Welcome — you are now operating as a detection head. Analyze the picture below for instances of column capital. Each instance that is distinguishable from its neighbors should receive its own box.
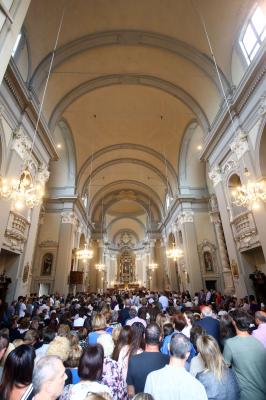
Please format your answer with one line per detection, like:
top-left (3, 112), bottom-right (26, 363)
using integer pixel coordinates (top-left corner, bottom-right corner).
top-left (258, 94), bottom-right (266, 118)
top-left (61, 211), bottom-right (78, 225)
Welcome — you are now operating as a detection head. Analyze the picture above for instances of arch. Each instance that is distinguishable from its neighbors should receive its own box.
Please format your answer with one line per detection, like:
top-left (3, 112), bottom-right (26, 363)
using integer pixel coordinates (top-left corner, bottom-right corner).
top-left (82, 157), bottom-right (174, 198)
top-left (106, 215), bottom-right (146, 232)
top-left (112, 229), bottom-right (140, 244)
top-left (89, 179), bottom-right (164, 216)
top-left (255, 115), bottom-right (266, 177)
top-left (78, 143), bottom-right (177, 190)
top-left (49, 74), bottom-right (210, 134)
top-left (30, 30), bottom-right (229, 95)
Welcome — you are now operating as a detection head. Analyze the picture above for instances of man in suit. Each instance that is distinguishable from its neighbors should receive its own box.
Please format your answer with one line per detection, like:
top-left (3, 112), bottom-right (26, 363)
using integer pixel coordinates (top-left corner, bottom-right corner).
top-left (195, 305), bottom-right (220, 345)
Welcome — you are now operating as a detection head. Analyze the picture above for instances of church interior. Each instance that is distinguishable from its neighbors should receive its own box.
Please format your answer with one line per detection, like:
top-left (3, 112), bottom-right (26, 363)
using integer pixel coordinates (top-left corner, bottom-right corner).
top-left (0, 0), bottom-right (266, 302)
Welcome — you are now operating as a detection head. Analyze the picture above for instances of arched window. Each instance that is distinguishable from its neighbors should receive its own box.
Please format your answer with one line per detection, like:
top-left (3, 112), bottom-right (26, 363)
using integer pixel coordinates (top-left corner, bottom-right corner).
top-left (240, 5), bottom-right (266, 65)
top-left (41, 253), bottom-right (53, 276)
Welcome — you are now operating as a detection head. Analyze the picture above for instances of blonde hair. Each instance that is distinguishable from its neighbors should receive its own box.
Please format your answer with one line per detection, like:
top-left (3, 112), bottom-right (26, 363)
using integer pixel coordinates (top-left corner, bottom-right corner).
top-left (112, 326), bottom-right (121, 344)
top-left (66, 344), bottom-right (82, 368)
top-left (67, 332), bottom-right (79, 347)
top-left (156, 313), bottom-right (170, 333)
top-left (47, 336), bottom-right (70, 362)
top-left (92, 313), bottom-right (106, 331)
top-left (12, 339), bottom-right (24, 348)
top-left (196, 335), bottom-right (225, 381)
top-left (97, 333), bottom-right (114, 358)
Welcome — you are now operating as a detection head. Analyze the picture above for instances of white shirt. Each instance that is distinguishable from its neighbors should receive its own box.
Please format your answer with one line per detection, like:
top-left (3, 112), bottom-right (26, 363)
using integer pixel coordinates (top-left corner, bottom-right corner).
top-left (73, 317), bottom-right (85, 327)
top-left (144, 364), bottom-right (207, 400)
top-left (19, 303), bottom-right (26, 318)
top-left (159, 295), bottom-right (169, 311)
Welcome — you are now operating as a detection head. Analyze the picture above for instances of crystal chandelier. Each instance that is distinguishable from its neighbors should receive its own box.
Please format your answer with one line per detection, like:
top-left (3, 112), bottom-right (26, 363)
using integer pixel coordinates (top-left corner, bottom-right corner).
top-left (148, 262), bottom-right (158, 272)
top-left (166, 242), bottom-right (184, 261)
top-left (76, 242), bottom-right (93, 263)
top-left (0, 167), bottom-right (44, 210)
top-left (95, 263), bottom-right (106, 272)
top-left (231, 169), bottom-right (266, 210)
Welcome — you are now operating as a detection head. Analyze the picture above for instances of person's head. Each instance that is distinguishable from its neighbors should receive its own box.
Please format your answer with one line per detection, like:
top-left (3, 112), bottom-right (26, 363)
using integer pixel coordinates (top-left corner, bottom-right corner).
top-left (78, 327), bottom-right (88, 341)
top-left (129, 307), bottom-right (137, 319)
top-left (0, 334), bottom-right (9, 361)
top-left (255, 311), bottom-right (266, 326)
top-left (30, 317), bottom-right (40, 330)
top-left (117, 325), bottom-right (131, 346)
top-left (65, 343), bottom-right (82, 368)
top-left (132, 394), bottom-right (155, 400)
top-left (111, 326), bottom-right (121, 344)
top-left (124, 299), bottom-right (131, 308)
top-left (47, 336), bottom-right (70, 362)
top-left (97, 333), bottom-right (114, 358)
top-left (163, 323), bottom-right (174, 338)
top-left (78, 344), bottom-right (104, 381)
top-left (155, 313), bottom-right (170, 333)
top-left (24, 329), bottom-right (39, 345)
top-left (145, 323), bottom-right (161, 346)
top-left (196, 335), bottom-right (225, 380)
top-left (67, 331), bottom-right (79, 347)
top-left (229, 309), bottom-right (254, 332)
top-left (128, 322), bottom-right (145, 359)
top-left (190, 325), bottom-right (206, 350)
top-left (169, 333), bottom-right (190, 361)
top-left (219, 314), bottom-right (236, 340)
top-left (57, 324), bottom-right (70, 337)
top-left (42, 328), bottom-right (56, 344)
top-left (91, 313), bottom-right (106, 331)
top-left (33, 356), bottom-right (66, 400)
top-left (0, 344), bottom-right (35, 400)
top-left (201, 306), bottom-right (213, 318)
top-left (172, 312), bottom-right (187, 331)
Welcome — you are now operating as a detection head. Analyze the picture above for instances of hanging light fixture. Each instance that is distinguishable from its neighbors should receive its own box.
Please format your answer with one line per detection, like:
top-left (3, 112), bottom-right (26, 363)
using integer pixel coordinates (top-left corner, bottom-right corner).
top-left (148, 262), bottom-right (158, 272)
top-left (231, 168), bottom-right (266, 210)
top-left (0, 8), bottom-right (66, 211)
top-left (166, 242), bottom-right (184, 261)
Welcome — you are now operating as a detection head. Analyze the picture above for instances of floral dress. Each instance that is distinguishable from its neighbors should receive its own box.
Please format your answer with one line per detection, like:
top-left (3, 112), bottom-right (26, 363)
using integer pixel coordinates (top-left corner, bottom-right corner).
top-left (101, 357), bottom-right (128, 400)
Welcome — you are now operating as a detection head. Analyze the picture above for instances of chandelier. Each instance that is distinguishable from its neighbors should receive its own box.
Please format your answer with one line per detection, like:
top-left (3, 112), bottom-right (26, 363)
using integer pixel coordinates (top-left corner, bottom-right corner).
top-left (95, 263), bottom-right (106, 272)
top-left (76, 242), bottom-right (93, 263)
top-left (148, 262), bottom-right (158, 272)
top-left (166, 242), bottom-right (184, 261)
top-left (0, 167), bottom-right (44, 210)
top-left (231, 169), bottom-right (266, 210)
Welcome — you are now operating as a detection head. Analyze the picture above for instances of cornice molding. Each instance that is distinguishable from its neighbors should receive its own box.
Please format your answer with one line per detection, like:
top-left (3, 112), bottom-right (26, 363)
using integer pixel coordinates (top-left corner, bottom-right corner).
top-left (3, 59), bottom-right (58, 161)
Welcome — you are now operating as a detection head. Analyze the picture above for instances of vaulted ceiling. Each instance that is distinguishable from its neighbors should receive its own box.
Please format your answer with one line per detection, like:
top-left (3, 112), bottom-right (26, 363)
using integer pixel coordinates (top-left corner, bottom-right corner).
top-left (23, 0), bottom-right (255, 244)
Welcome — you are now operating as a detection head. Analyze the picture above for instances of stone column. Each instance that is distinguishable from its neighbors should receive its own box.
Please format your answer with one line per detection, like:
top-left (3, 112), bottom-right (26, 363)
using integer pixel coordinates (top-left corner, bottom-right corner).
top-left (178, 210), bottom-right (203, 295)
top-left (53, 211), bottom-right (77, 295)
top-left (88, 240), bottom-right (98, 293)
top-left (155, 239), bottom-right (164, 291)
top-left (0, 0), bottom-right (31, 85)
top-left (209, 195), bottom-right (234, 294)
top-left (149, 240), bottom-right (158, 290)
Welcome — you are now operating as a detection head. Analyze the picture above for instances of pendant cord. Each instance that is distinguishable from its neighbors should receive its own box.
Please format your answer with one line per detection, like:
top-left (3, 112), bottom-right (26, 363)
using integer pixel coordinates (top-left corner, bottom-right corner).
top-left (29, 3), bottom-right (66, 157)
top-left (191, 0), bottom-right (238, 135)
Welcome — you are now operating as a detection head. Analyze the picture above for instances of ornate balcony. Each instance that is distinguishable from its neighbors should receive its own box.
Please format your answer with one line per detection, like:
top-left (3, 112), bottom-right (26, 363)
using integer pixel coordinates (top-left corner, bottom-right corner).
top-left (231, 210), bottom-right (260, 252)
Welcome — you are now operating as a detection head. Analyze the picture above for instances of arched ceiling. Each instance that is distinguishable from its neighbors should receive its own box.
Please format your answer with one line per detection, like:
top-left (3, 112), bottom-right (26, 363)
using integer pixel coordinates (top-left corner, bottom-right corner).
top-left (23, 0), bottom-right (255, 245)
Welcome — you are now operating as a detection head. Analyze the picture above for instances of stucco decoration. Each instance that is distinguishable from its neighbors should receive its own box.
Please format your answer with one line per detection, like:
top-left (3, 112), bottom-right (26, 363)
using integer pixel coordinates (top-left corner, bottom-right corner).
top-left (39, 240), bottom-right (58, 248)
top-left (198, 240), bottom-right (218, 275)
top-left (230, 130), bottom-right (249, 160)
top-left (3, 211), bottom-right (30, 253)
top-left (257, 94), bottom-right (266, 118)
top-left (231, 210), bottom-right (260, 252)
top-left (221, 160), bottom-right (238, 179)
top-left (209, 165), bottom-right (222, 187)
top-left (61, 211), bottom-right (78, 225)
top-left (178, 210), bottom-right (194, 224)
top-left (11, 127), bottom-right (32, 161)
top-left (36, 163), bottom-right (50, 184)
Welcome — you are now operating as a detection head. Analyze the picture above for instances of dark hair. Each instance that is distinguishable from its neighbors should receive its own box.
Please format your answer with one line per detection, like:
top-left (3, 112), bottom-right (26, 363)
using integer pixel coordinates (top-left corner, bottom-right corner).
top-left (145, 323), bottom-right (161, 345)
top-left (78, 344), bottom-right (104, 381)
top-left (0, 334), bottom-right (9, 351)
top-left (229, 309), bottom-right (254, 331)
top-left (42, 328), bottom-right (56, 344)
top-left (172, 312), bottom-right (187, 332)
top-left (170, 333), bottom-right (190, 359)
top-left (0, 344), bottom-right (36, 400)
top-left (190, 325), bottom-right (206, 350)
top-left (163, 323), bottom-right (174, 338)
top-left (220, 315), bottom-right (236, 342)
top-left (113, 325), bottom-right (131, 361)
top-left (128, 322), bottom-right (145, 360)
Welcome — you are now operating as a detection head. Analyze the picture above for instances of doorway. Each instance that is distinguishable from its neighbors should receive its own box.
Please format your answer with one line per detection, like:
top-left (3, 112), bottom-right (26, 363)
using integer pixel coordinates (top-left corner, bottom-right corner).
top-left (38, 283), bottom-right (50, 296)
top-left (205, 280), bottom-right (216, 290)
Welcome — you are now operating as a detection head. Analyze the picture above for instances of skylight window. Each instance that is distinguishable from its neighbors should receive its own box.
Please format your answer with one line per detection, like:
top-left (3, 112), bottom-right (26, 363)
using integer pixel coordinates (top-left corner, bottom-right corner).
top-left (240, 6), bottom-right (266, 64)
top-left (11, 32), bottom-right (22, 57)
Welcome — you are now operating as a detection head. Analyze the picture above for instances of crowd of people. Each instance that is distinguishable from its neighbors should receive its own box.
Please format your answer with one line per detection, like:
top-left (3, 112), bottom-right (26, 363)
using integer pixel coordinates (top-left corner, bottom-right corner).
top-left (0, 289), bottom-right (265, 400)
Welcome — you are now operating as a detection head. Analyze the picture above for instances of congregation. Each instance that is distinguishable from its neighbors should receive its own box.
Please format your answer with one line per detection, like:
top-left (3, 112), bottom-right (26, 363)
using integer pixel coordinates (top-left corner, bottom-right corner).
top-left (0, 289), bottom-right (265, 400)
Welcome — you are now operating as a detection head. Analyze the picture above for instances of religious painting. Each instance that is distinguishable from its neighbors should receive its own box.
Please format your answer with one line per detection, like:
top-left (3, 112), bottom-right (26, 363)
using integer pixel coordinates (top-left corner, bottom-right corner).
top-left (203, 251), bottom-right (214, 272)
top-left (22, 263), bottom-right (30, 283)
top-left (41, 253), bottom-right (53, 276)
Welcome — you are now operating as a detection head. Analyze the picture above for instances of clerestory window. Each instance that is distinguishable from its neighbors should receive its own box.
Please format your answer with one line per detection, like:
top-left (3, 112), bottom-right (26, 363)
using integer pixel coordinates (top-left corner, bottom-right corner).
top-left (240, 5), bottom-right (266, 65)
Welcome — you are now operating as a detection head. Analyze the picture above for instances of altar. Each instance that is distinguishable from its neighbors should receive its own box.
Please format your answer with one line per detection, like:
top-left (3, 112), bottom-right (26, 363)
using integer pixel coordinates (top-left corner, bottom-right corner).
top-left (117, 250), bottom-right (136, 284)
